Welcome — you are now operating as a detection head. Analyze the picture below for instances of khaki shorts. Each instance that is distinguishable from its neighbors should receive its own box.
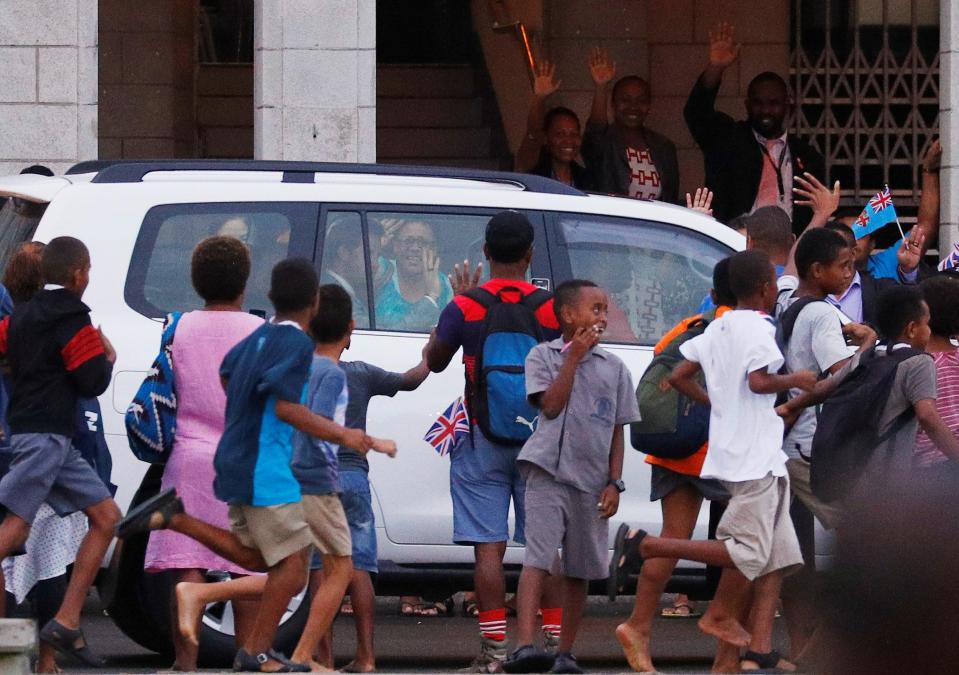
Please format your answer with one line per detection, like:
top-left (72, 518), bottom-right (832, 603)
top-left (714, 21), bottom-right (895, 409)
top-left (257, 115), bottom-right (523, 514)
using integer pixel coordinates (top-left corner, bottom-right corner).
top-left (786, 458), bottom-right (843, 530)
top-left (229, 501), bottom-right (314, 568)
top-left (302, 494), bottom-right (352, 558)
top-left (717, 474), bottom-right (804, 581)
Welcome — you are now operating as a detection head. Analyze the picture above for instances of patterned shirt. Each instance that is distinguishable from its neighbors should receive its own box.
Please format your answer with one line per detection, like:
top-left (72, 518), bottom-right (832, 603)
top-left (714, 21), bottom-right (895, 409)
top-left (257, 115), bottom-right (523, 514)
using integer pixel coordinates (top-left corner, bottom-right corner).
top-left (914, 350), bottom-right (959, 468)
top-left (626, 147), bottom-right (662, 200)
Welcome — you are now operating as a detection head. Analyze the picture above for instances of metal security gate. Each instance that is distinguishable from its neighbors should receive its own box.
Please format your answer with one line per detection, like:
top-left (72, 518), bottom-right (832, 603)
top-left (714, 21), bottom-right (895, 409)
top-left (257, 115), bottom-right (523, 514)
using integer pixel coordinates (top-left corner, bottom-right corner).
top-left (790, 0), bottom-right (939, 215)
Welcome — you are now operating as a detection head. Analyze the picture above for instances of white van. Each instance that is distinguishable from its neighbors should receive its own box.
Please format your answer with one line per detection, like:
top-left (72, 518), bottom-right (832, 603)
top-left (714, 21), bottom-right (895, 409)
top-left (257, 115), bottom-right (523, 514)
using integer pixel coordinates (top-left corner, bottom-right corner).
top-left (0, 161), bottom-right (742, 662)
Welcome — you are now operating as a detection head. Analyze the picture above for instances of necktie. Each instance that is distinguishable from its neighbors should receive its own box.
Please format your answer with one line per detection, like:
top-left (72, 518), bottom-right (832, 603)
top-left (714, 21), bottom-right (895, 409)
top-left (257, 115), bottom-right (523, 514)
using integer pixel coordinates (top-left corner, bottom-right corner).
top-left (755, 138), bottom-right (783, 209)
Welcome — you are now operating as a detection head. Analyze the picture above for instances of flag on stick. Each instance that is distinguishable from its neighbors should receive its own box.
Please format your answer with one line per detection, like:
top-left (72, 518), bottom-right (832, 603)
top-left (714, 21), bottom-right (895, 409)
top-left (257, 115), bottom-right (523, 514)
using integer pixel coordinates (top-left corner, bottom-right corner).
top-left (851, 186), bottom-right (905, 240)
top-left (424, 397), bottom-right (469, 456)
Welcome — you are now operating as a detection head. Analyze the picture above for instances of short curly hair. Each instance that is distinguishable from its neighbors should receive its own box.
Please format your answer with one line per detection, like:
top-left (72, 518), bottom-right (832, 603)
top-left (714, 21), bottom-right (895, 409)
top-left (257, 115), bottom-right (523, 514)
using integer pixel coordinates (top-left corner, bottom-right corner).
top-left (191, 236), bottom-right (251, 304)
top-left (921, 274), bottom-right (959, 338)
top-left (3, 241), bottom-right (45, 305)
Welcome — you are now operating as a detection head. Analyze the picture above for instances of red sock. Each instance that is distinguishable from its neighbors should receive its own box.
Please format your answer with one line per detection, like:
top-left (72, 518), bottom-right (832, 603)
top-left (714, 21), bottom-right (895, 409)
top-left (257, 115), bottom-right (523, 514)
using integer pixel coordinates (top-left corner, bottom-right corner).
top-left (541, 607), bottom-right (562, 639)
top-left (478, 608), bottom-right (506, 641)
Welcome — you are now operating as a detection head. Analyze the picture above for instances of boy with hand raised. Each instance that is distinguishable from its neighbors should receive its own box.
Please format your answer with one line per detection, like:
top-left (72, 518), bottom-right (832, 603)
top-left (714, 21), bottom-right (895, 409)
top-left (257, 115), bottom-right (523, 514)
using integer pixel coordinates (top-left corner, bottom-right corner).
top-left (503, 280), bottom-right (640, 674)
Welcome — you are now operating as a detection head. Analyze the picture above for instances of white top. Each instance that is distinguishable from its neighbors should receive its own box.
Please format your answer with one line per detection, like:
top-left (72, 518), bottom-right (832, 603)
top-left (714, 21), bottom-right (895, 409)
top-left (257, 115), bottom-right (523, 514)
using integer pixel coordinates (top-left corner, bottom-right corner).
top-left (626, 147), bottom-right (662, 200)
top-left (679, 310), bottom-right (788, 482)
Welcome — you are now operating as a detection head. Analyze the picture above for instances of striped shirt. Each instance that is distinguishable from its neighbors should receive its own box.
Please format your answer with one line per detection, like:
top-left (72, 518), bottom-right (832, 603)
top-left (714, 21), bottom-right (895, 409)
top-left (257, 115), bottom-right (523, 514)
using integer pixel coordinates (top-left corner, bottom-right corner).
top-left (914, 350), bottom-right (959, 467)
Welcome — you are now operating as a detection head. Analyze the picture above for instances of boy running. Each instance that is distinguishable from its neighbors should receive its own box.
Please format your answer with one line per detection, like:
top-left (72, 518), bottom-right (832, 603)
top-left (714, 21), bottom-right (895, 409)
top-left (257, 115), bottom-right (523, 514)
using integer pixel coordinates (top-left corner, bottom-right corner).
top-left (0, 236), bottom-right (121, 667)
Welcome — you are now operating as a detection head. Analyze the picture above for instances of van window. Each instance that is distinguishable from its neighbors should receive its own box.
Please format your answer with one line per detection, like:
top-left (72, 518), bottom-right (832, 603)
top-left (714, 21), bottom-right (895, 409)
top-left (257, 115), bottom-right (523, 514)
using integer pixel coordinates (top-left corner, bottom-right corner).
top-left (366, 211), bottom-right (490, 332)
top-left (557, 216), bottom-right (731, 346)
top-left (0, 198), bottom-right (46, 280)
top-left (126, 203), bottom-right (317, 319)
top-left (318, 211), bottom-right (370, 329)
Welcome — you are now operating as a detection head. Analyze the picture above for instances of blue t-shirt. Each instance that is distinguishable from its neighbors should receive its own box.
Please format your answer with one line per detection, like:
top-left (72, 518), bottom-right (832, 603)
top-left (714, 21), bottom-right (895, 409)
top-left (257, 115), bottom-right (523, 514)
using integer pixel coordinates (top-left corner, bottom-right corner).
top-left (867, 241), bottom-right (901, 280)
top-left (338, 360), bottom-right (406, 474)
top-left (214, 322), bottom-right (313, 506)
top-left (292, 356), bottom-right (348, 495)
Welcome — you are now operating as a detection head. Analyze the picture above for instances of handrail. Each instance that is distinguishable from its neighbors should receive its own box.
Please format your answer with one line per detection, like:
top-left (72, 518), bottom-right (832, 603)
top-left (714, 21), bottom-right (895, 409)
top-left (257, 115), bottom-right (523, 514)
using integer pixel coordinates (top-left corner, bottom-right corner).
top-left (488, 0), bottom-right (537, 86)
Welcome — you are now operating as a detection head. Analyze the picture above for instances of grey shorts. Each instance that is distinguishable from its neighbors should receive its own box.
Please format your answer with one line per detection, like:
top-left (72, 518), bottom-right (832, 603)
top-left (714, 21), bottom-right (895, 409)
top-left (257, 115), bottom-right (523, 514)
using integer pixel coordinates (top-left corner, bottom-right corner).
top-left (0, 433), bottom-right (111, 523)
top-left (785, 458), bottom-right (843, 530)
top-left (717, 473), bottom-right (804, 581)
top-left (521, 464), bottom-right (609, 581)
top-left (649, 465), bottom-right (730, 502)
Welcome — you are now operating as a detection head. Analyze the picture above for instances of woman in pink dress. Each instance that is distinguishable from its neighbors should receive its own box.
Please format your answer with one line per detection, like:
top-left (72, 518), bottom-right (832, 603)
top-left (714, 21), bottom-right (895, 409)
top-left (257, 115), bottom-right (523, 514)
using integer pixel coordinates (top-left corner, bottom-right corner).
top-left (144, 235), bottom-right (263, 671)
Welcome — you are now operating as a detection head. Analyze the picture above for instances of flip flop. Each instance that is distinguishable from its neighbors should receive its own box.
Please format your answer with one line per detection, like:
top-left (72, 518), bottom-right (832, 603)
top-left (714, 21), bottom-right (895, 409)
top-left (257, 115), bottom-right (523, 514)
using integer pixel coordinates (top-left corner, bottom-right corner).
top-left (741, 649), bottom-right (795, 674)
top-left (607, 524), bottom-right (647, 600)
top-left (339, 661), bottom-right (375, 673)
top-left (38, 619), bottom-right (106, 668)
top-left (661, 601), bottom-right (702, 618)
top-left (116, 487), bottom-right (183, 539)
top-left (399, 600), bottom-right (417, 616)
top-left (461, 596), bottom-right (479, 617)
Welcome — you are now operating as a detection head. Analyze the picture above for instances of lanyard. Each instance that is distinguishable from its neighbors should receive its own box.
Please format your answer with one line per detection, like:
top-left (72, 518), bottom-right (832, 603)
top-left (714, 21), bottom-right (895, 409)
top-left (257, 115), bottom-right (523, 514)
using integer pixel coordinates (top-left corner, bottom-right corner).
top-left (759, 140), bottom-right (788, 198)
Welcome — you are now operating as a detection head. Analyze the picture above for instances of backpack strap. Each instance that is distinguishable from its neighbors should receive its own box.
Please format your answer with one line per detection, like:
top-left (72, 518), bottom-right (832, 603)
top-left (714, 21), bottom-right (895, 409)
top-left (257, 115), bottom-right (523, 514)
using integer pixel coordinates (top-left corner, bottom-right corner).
top-left (777, 296), bottom-right (828, 349)
top-left (462, 287), bottom-right (498, 309)
top-left (518, 287), bottom-right (552, 312)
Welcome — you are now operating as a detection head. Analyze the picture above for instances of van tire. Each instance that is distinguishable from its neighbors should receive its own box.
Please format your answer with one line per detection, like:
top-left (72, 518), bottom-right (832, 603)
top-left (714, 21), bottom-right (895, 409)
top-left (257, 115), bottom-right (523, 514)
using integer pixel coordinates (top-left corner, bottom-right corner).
top-left (107, 466), bottom-right (309, 667)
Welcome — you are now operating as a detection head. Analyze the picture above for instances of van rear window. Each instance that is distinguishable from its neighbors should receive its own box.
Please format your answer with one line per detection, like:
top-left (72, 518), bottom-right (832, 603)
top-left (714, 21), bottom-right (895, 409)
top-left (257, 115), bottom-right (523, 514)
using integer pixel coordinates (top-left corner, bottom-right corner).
top-left (0, 198), bottom-right (46, 280)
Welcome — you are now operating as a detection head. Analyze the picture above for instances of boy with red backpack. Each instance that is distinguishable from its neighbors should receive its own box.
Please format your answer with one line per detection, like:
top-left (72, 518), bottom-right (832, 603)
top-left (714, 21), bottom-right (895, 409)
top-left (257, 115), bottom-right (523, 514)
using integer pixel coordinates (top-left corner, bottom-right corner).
top-left (425, 211), bottom-right (561, 672)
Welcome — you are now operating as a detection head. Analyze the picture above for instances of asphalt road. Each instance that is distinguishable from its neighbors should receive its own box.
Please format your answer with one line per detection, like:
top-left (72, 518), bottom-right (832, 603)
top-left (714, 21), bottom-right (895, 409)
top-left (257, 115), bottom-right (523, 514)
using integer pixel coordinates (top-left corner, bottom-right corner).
top-left (42, 595), bottom-right (790, 674)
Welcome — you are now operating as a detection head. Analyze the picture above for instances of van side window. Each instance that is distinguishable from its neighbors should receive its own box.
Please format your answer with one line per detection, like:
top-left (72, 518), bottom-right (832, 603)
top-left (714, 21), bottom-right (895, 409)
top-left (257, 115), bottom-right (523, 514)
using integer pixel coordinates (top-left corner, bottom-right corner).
top-left (558, 216), bottom-right (731, 346)
top-left (126, 203), bottom-right (316, 319)
top-left (367, 212), bottom-right (489, 332)
top-left (319, 212), bottom-right (371, 329)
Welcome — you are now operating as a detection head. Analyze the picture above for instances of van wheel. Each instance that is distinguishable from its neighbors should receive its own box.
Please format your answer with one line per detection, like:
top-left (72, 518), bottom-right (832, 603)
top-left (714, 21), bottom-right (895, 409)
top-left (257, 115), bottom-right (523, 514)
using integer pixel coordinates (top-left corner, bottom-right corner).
top-left (107, 466), bottom-right (309, 667)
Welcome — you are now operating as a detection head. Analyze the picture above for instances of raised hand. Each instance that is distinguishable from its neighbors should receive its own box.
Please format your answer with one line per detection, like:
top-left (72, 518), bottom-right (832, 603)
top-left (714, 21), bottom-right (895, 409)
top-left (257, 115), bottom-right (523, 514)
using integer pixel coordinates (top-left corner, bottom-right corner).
top-left (708, 22), bottom-right (741, 69)
top-left (448, 259), bottom-right (483, 295)
top-left (589, 47), bottom-right (616, 87)
top-left (533, 60), bottom-right (561, 98)
top-left (566, 325), bottom-right (601, 360)
top-left (922, 138), bottom-right (942, 174)
top-left (423, 248), bottom-right (442, 300)
top-left (793, 173), bottom-right (840, 222)
top-left (896, 227), bottom-right (926, 274)
top-left (685, 187), bottom-right (714, 216)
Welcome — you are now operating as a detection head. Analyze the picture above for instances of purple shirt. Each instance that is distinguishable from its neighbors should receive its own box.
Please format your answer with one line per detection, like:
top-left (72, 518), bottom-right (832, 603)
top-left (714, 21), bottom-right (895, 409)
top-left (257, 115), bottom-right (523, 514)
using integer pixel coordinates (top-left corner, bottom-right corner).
top-left (827, 271), bottom-right (863, 323)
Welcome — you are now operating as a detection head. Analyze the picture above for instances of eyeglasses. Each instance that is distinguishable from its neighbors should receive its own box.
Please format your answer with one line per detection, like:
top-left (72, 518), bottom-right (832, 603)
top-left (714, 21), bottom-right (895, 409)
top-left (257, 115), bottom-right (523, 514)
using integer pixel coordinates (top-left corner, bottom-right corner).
top-left (395, 236), bottom-right (435, 248)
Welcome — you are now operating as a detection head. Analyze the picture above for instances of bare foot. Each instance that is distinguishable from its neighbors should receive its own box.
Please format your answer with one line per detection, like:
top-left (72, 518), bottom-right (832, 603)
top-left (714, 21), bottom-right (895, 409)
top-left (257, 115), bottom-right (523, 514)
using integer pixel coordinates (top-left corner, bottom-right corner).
top-left (615, 623), bottom-right (655, 673)
top-left (698, 614), bottom-right (751, 648)
top-left (175, 581), bottom-right (206, 646)
top-left (307, 659), bottom-right (334, 672)
top-left (340, 659), bottom-right (376, 672)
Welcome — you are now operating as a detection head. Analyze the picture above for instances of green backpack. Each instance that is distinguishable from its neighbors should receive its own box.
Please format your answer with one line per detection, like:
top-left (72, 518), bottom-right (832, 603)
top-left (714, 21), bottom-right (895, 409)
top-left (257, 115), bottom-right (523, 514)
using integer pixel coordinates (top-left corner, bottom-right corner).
top-left (630, 310), bottom-right (715, 460)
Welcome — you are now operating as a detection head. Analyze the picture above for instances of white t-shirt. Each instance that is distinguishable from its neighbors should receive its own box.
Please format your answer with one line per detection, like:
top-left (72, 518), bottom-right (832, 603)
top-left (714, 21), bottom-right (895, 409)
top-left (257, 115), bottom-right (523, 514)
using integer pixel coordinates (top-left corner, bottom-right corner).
top-left (775, 277), bottom-right (856, 460)
top-left (679, 310), bottom-right (788, 482)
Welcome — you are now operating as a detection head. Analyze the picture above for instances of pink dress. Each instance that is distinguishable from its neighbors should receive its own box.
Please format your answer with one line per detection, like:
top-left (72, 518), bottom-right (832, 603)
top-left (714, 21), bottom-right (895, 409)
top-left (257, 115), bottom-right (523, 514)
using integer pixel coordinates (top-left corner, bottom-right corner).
top-left (144, 310), bottom-right (263, 574)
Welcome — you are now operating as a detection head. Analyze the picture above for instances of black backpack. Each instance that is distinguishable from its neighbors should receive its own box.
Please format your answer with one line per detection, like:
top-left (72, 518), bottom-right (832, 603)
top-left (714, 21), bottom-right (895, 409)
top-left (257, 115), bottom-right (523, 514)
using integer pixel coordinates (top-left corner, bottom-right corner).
top-left (463, 286), bottom-right (552, 446)
top-left (809, 346), bottom-right (928, 503)
top-left (774, 293), bottom-right (830, 405)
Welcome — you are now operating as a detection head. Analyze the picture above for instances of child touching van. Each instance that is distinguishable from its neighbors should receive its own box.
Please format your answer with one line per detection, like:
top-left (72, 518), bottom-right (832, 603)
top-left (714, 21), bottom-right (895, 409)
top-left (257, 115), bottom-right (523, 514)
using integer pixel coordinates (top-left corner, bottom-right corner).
top-left (613, 250), bottom-right (814, 667)
top-left (503, 280), bottom-right (640, 674)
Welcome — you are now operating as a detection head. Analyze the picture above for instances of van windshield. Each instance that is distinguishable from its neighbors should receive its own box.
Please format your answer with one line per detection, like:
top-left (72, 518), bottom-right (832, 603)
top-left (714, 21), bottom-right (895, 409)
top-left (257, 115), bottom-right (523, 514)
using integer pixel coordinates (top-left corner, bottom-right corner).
top-left (0, 198), bottom-right (45, 280)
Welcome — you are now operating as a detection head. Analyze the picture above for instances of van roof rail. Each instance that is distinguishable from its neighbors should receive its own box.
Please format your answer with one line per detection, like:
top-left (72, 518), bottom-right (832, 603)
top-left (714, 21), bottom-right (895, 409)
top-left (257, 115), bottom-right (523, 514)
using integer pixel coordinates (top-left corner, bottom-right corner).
top-left (67, 160), bottom-right (585, 196)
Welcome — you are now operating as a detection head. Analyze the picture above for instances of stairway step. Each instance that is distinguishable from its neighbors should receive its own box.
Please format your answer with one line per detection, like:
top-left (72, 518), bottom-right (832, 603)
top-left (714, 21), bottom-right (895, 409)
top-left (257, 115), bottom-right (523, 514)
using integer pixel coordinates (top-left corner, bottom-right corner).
top-left (377, 127), bottom-right (493, 159)
top-left (377, 97), bottom-right (484, 128)
top-left (377, 65), bottom-right (475, 98)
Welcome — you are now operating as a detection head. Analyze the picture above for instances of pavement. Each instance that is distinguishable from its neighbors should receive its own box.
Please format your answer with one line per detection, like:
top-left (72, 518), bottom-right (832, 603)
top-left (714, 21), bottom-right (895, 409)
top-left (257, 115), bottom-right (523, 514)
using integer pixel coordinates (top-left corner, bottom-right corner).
top-left (42, 595), bottom-right (790, 674)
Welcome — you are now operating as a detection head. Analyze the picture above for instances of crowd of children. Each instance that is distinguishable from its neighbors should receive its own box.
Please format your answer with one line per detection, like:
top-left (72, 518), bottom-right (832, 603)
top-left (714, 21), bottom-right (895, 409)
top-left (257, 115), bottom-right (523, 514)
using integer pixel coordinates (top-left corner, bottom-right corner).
top-left (0, 196), bottom-right (954, 674)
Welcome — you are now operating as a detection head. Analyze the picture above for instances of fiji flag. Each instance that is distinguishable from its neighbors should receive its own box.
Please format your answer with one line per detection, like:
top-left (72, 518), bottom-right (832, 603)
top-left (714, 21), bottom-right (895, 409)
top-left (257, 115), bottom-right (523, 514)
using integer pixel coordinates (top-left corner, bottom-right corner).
top-left (424, 397), bottom-right (470, 456)
top-left (851, 186), bottom-right (898, 240)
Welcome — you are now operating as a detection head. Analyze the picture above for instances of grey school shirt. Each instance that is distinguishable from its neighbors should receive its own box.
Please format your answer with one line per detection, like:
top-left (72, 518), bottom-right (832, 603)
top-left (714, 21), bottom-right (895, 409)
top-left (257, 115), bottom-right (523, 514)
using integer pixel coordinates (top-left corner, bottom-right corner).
top-left (519, 338), bottom-right (641, 495)
top-left (337, 360), bottom-right (405, 473)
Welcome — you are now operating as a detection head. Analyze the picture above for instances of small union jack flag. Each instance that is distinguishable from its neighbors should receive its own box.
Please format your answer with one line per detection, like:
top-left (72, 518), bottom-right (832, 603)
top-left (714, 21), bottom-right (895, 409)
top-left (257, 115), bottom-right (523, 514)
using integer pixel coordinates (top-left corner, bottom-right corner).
top-left (869, 187), bottom-right (893, 212)
top-left (424, 397), bottom-right (470, 456)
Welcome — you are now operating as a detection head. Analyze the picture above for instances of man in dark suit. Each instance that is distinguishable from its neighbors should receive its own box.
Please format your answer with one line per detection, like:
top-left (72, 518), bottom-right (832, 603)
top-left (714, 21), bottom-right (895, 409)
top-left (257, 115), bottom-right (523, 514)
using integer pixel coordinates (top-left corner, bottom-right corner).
top-left (684, 22), bottom-right (825, 235)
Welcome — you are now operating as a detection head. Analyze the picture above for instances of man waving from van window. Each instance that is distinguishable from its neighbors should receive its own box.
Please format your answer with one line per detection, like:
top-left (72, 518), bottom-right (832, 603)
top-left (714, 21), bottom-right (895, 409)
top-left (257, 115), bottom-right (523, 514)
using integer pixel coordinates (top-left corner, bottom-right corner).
top-left (425, 211), bottom-right (561, 673)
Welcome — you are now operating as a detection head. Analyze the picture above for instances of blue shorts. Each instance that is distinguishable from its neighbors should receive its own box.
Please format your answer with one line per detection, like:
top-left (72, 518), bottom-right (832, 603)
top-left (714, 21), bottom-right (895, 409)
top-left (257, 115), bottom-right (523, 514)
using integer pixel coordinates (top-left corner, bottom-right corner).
top-left (449, 426), bottom-right (525, 545)
top-left (310, 471), bottom-right (378, 573)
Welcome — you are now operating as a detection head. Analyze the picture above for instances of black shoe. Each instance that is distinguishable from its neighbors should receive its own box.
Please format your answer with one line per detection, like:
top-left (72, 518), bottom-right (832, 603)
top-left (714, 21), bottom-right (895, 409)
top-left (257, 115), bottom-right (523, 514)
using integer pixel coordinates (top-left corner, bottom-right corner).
top-left (502, 645), bottom-right (555, 673)
top-left (607, 524), bottom-right (648, 600)
top-left (549, 652), bottom-right (583, 674)
top-left (38, 619), bottom-right (106, 668)
top-left (116, 487), bottom-right (183, 539)
top-left (232, 648), bottom-right (310, 672)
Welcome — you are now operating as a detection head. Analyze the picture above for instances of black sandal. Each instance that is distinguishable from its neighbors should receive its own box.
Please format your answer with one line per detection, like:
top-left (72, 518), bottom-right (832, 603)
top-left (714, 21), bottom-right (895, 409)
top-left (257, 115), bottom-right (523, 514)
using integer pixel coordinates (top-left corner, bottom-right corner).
top-left (232, 648), bottom-right (310, 672)
top-left (607, 524), bottom-right (647, 600)
top-left (39, 619), bottom-right (106, 668)
top-left (741, 649), bottom-right (793, 673)
top-left (116, 487), bottom-right (183, 539)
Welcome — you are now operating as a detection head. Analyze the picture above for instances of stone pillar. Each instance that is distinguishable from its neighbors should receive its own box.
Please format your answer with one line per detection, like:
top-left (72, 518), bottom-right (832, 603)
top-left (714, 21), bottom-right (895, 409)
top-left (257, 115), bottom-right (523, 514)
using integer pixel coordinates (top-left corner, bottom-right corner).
top-left (254, 0), bottom-right (376, 162)
top-left (0, 0), bottom-right (97, 175)
top-left (941, 0), bottom-right (959, 255)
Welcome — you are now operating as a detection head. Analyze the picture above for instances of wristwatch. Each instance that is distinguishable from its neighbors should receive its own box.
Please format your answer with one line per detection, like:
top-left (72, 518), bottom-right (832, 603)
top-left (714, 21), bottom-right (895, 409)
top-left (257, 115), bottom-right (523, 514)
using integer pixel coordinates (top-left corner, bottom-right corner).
top-left (608, 479), bottom-right (626, 493)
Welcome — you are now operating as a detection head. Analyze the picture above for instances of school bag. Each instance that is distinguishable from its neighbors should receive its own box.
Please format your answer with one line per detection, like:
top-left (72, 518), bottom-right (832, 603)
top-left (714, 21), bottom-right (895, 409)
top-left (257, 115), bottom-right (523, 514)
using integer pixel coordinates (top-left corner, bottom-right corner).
top-left (629, 310), bottom-right (715, 459)
top-left (809, 346), bottom-right (927, 503)
top-left (125, 312), bottom-right (182, 464)
top-left (463, 285), bottom-right (551, 446)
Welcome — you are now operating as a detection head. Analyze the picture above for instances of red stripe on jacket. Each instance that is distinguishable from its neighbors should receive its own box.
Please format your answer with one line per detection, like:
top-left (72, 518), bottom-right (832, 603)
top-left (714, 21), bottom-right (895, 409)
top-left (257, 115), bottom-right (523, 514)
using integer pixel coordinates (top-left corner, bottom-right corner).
top-left (0, 317), bottom-right (8, 355)
top-left (61, 325), bottom-right (105, 371)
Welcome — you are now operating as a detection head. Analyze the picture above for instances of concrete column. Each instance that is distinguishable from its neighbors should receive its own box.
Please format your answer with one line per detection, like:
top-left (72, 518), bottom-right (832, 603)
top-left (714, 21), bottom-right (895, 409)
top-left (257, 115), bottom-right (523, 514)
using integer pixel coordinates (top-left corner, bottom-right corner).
top-left (254, 0), bottom-right (375, 162)
top-left (941, 0), bottom-right (959, 255)
top-left (0, 0), bottom-right (97, 175)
